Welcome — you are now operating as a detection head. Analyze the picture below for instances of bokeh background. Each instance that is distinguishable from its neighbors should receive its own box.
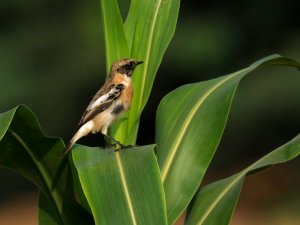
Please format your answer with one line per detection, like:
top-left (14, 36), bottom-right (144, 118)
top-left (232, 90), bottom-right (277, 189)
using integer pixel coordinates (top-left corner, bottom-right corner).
top-left (1, 0), bottom-right (300, 224)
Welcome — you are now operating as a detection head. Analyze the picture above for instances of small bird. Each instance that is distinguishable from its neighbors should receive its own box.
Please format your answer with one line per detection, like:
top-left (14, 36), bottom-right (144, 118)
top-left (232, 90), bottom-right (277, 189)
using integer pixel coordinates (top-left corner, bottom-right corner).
top-left (64, 58), bottom-right (143, 154)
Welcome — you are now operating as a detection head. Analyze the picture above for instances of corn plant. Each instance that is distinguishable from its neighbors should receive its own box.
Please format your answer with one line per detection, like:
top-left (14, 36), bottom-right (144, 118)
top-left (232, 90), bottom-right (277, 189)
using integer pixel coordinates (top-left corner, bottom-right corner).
top-left (1, 0), bottom-right (300, 225)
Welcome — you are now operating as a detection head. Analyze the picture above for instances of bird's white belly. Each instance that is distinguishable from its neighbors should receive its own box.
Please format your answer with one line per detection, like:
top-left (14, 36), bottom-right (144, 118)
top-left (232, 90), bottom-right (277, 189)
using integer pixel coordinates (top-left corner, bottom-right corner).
top-left (92, 110), bottom-right (114, 133)
top-left (91, 101), bottom-right (125, 134)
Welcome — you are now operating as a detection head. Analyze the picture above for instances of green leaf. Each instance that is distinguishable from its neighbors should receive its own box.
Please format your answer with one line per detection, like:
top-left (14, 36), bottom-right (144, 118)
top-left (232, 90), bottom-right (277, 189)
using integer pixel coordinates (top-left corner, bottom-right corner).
top-left (155, 54), bottom-right (300, 224)
top-left (100, 0), bottom-right (130, 71)
top-left (72, 145), bottom-right (167, 225)
top-left (0, 105), bottom-right (92, 225)
top-left (186, 134), bottom-right (300, 225)
top-left (111, 0), bottom-right (181, 145)
top-left (99, 0), bottom-right (131, 145)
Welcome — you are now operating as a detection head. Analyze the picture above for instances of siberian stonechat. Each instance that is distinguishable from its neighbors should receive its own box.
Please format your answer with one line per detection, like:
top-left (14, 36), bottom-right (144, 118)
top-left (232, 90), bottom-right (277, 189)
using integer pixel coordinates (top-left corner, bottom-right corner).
top-left (64, 58), bottom-right (143, 154)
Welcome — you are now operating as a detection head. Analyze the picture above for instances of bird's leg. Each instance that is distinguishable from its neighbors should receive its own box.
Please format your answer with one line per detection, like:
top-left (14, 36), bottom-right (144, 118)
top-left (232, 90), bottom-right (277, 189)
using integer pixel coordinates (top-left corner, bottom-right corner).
top-left (102, 128), bottom-right (137, 150)
top-left (102, 127), bottom-right (120, 148)
top-left (103, 134), bottom-right (139, 151)
top-left (103, 134), bottom-right (125, 148)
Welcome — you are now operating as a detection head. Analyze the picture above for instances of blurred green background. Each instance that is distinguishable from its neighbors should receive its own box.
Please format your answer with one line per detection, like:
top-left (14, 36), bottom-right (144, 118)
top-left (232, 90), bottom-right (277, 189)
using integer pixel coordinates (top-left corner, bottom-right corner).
top-left (1, 0), bottom-right (300, 224)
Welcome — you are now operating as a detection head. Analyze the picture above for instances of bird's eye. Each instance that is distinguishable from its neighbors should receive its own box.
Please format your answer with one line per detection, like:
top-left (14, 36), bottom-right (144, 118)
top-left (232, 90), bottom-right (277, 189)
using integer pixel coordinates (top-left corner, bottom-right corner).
top-left (124, 61), bottom-right (134, 70)
top-left (126, 61), bottom-right (134, 69)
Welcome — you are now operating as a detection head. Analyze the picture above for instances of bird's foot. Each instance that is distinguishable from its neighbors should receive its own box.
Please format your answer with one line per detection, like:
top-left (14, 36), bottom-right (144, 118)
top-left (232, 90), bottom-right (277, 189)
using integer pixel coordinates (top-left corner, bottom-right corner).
top-left (111, 143), bottom-right (138, 152)
top-left (120, 144), bottom-right (137, 149)
top-left (113, 144), bottom-right (138, 152)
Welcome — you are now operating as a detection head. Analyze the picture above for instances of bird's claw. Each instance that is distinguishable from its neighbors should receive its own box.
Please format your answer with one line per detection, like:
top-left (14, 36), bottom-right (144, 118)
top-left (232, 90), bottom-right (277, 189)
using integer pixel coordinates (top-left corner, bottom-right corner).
top-left (106, 142), bottom-right (137, 152)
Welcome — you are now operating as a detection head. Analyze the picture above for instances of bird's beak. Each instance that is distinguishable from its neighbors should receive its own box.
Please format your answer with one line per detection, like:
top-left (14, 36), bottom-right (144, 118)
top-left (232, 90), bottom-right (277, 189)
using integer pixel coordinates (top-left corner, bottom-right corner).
top-left (136, 61), bottom-right (143, 65)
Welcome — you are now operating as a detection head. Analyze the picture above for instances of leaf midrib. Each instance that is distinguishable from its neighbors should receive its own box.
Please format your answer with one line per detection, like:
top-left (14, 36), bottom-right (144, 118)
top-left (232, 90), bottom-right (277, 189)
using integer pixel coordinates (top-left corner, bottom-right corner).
top-left (116, 153), bottom-right (137, 225)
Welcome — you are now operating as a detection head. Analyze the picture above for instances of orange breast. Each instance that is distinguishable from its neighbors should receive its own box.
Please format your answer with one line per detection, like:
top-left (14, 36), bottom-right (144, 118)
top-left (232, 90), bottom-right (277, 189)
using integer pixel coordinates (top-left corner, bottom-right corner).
top-left (119, 83), bottom-right (133, 111)
top-left (113, 73), bottom-right (134, 110)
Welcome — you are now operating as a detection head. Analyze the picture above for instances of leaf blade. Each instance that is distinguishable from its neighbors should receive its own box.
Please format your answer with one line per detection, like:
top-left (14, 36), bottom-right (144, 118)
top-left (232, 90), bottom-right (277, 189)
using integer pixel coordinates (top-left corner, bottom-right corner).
top-left (0, 105), bottom-right (91, 225)
top-left (100, 0), bottom-right (130, 71)
top-left (155, 55), bottom-right (300, 224)
top-left (72, 145), bottom-right (167, 225)
top-left (100, 0), bottom-right (131, 143)
top-left (114, 0), bottom-right (181, 144)
top-left (186, 134), bottom-right (300, 225)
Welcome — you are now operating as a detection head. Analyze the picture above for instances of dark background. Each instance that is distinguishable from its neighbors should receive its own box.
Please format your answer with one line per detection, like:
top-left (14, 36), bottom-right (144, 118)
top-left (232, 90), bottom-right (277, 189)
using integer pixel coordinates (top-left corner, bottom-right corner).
top-left (1, 0), bottom-right (300, 224)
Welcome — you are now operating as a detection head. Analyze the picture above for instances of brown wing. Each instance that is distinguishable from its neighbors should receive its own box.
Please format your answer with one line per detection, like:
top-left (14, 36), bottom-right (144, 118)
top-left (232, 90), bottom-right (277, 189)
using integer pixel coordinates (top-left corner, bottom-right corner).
top-left (77, 83), bottom-right (125, 128)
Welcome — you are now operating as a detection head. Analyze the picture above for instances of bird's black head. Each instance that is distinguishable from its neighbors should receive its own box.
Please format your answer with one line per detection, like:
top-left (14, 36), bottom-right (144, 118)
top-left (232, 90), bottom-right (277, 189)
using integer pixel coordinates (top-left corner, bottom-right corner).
top-left (113, 59), bottom-right (143, 77)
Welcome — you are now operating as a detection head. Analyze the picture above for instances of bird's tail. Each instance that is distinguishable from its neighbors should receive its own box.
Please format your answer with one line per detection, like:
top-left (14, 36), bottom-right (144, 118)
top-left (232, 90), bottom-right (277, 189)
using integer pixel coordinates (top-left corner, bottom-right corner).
top-left (63, 137), bottom-right (75, 157)
top-left (64, 126), bottom-right (88, 156)
top-left (63, 122), bottom-right (93, 157)
top-left (63, 129), bottom-right (82, 156)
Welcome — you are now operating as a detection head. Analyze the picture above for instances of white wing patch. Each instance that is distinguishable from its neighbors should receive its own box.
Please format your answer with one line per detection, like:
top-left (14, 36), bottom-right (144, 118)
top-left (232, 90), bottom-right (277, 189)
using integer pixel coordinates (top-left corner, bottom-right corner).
top-left (88, 88), bottom-right (116, 110)
top-left (88, 81), bottom-right (129, 111)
